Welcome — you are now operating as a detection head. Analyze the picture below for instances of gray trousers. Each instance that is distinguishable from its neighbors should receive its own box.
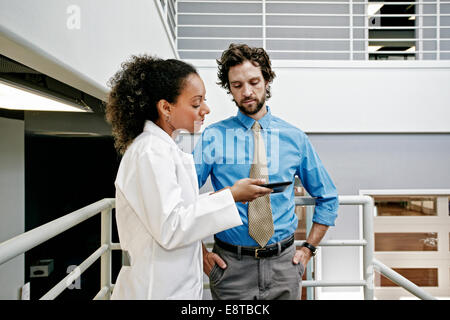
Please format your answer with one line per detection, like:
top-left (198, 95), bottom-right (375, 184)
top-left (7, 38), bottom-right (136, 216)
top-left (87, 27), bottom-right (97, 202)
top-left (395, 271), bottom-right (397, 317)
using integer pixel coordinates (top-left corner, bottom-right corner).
top-left (209, 242), bottom-right (305, 300)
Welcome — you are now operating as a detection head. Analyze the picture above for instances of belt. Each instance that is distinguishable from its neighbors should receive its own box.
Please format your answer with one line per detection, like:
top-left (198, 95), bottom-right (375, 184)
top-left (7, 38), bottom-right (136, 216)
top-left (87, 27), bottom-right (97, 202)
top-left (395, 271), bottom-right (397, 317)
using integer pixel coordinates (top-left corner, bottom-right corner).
top-left (214, 234), bottom-right (295, 259)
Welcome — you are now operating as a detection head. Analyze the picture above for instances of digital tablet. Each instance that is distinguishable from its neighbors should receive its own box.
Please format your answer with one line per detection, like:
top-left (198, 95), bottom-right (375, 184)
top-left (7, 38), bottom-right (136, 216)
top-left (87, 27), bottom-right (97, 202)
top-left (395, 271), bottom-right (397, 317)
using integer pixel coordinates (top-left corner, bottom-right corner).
top-left (260, 181), bottom-right (292, 193)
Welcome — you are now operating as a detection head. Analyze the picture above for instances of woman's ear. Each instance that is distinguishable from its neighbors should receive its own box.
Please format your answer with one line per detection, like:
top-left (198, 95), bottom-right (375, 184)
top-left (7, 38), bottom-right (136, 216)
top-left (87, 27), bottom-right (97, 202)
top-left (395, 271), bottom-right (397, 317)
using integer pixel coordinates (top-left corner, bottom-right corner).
top-left (156, 99), bottom-right (171, 118)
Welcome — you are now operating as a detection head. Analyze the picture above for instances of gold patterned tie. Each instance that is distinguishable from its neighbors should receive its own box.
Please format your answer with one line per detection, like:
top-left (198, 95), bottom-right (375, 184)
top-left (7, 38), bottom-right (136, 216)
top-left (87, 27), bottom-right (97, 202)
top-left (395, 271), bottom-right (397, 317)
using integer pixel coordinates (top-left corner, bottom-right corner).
top-left (248, 121), bottom-right (274, 248)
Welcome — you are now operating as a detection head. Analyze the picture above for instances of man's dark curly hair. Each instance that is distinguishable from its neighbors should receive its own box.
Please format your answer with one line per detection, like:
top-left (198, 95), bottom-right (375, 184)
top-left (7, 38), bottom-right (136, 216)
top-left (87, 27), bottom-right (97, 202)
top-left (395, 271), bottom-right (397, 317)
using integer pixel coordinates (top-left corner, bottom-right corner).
top-left (217, 43), bottom-right (276, 99)
top-left (105, 54), bottom-right (198, 155)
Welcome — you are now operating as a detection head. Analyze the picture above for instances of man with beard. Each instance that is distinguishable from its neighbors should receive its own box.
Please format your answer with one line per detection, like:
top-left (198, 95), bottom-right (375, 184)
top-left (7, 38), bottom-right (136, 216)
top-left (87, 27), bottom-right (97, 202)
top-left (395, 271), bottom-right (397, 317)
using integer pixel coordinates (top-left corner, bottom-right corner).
top-left (193, 43), bottom-right (339, 300)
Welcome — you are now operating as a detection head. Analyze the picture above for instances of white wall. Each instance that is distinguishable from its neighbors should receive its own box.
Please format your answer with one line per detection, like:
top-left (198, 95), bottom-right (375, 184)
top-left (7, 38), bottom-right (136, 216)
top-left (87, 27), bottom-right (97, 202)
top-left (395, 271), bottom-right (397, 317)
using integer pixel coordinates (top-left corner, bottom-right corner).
top-left (189, 60), bottom-right (450, 133)
top-left (0, 0), bottom-right (177, 100)
top-left (0, 117), bottom-right (25, 300)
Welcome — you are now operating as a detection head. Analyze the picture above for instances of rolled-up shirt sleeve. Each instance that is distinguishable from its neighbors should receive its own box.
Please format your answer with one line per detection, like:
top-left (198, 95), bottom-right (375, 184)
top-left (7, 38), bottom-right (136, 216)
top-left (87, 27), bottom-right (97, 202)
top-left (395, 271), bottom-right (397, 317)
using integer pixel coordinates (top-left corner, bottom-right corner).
top-left (296, 134), bottom-right (339, 226)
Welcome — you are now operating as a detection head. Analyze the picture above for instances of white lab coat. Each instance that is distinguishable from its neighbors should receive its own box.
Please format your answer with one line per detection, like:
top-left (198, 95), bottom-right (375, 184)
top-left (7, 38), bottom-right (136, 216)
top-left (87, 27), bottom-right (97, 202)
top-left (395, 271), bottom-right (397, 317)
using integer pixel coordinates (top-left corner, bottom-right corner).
top-left (111, 121), bottom-right (242, 300)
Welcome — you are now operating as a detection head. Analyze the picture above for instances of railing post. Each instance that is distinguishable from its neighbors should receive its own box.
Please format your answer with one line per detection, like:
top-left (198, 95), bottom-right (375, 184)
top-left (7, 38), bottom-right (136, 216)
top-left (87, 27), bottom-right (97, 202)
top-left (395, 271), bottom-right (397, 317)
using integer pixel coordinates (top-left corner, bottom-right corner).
top-left (305, 205), bottom-right (315, 300)
top-left (362, 196), bottom-right (375, 300)
top-left (101, 208), bottom-right (112, 299)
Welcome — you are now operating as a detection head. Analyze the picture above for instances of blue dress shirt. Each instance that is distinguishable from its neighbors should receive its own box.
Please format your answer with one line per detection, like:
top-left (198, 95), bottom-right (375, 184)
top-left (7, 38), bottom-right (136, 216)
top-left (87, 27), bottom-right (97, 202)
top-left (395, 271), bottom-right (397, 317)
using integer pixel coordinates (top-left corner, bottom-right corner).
top-left (193, 106), bottom-right (339, 246)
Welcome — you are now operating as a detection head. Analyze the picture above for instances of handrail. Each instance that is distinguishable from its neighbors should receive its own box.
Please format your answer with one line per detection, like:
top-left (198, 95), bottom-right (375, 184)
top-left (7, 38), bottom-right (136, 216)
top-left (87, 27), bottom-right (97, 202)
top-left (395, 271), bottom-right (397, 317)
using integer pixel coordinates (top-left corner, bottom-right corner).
top-left (0, 198), bottom-right (115, 300)
top-left (207, 195), bottom-right (376, 299)
top-left (205, 239), bottom-right (368, 249)
top-left (40, 244), bottom-right (109, 300)
top-left (292, 195), bottom-right (436, 300)
top-left (0, 198), bottom-right (115, 266)
top-left (204, 194), bottom-right (436, 300)
top-left (0, 195), bottom-right (437, 300)
top-left (372, 258), bottom-right (437, 300)
top-left (302, 280), bottom-right (367, 287)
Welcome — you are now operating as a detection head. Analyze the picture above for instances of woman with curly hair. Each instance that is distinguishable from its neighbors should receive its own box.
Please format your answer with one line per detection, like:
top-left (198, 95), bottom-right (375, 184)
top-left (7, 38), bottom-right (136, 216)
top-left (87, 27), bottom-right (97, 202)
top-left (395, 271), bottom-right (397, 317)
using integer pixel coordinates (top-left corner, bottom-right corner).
top-left (106, 55), bottom-right (271, 300)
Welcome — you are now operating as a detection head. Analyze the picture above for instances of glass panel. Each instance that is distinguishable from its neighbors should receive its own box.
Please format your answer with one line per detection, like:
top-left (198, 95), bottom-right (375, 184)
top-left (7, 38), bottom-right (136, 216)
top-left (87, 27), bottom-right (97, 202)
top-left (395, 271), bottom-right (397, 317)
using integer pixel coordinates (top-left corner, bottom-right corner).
top-left (375, 232), bottom-right (438, 251)
top-left (374, 196), bottom-right (437, 216)
top-left (375, 268), bottom-right (438, 287)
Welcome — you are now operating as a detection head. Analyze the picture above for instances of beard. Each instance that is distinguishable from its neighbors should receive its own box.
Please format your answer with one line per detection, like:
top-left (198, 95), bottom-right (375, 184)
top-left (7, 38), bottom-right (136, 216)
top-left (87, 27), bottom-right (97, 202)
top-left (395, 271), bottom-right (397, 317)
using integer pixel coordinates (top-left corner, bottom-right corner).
top-left (234, 94), bottom-right (266, 116)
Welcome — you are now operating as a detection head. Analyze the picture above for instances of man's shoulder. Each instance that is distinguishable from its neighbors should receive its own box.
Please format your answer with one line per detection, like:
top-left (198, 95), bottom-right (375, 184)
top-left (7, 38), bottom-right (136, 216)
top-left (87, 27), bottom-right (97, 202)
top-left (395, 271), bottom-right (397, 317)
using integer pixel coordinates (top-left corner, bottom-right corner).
top-left (270, 114), bottom-right (307, 136)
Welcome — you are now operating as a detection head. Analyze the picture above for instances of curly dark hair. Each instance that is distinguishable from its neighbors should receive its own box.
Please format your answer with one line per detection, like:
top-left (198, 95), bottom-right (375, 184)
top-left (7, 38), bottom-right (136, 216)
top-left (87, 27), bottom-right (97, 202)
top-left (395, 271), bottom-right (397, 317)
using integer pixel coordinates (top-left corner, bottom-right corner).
top-left (217, 43), bottom-right (276, 99)
top-left (105, 54), bottom-right (198, 154)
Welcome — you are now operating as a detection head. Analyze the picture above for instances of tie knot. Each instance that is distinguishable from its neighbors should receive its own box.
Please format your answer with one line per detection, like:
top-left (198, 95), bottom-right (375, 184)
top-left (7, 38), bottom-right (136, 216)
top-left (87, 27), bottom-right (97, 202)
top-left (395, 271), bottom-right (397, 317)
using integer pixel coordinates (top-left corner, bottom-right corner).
top-left (252, 121), bottom-right (261, 132)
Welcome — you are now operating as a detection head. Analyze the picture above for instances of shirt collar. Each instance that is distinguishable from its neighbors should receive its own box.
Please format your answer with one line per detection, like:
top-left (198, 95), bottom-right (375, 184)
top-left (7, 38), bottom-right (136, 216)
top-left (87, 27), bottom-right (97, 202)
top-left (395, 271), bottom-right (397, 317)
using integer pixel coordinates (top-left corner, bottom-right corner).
top-left (143, 120), bottom-right (178, 147)
top-left (236, 105), bottom-right (273, 130)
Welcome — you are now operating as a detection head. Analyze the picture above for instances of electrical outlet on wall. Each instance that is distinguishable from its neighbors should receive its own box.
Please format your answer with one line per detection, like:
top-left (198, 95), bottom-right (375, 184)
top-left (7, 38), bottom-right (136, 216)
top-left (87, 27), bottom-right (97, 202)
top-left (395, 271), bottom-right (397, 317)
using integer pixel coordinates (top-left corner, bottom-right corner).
top-left (30, 259), bottom-right (54, 278)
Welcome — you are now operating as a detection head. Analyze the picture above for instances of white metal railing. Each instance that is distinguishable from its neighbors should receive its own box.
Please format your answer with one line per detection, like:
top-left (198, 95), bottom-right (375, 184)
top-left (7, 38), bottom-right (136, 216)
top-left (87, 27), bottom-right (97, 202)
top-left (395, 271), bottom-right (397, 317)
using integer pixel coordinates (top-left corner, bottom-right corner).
top-left (176, 0), bottom-right (450, 60)
top-left (0, 195), bottom-right (438, 300)
top-left (372, 258), bottom-right (436, 300)
top-left (0, 198), bottom-right (118, 300)
top-left (204, 195), bottom-right (437, 300)
top-left (203, 195), bottom-right (377, 299)
top-left (294, 196), bottom-right (436, 300)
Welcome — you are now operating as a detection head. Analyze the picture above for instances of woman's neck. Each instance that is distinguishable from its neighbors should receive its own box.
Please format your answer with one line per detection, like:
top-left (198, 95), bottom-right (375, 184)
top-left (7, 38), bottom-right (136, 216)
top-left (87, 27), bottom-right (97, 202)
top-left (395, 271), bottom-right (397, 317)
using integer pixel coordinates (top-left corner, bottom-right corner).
top-left (154, 118), bottom-right (177, 140)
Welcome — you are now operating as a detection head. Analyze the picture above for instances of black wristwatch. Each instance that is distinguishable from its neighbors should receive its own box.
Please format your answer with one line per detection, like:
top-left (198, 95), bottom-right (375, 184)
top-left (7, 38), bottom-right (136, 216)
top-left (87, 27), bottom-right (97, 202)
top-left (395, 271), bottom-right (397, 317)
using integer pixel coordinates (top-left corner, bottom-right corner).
top-left (301, 242), bottom-right (317, 256)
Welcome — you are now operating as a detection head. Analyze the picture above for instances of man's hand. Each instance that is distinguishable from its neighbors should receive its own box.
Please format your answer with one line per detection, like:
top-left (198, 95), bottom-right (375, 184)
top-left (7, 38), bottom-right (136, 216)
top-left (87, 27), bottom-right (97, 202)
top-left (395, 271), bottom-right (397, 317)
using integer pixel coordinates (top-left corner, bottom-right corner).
top-left (292, 247), bottom-right (312, 269)
top-left (202, 242), bottom-right (226, 276)
top-left (292, 222), bottom-right (329, 268)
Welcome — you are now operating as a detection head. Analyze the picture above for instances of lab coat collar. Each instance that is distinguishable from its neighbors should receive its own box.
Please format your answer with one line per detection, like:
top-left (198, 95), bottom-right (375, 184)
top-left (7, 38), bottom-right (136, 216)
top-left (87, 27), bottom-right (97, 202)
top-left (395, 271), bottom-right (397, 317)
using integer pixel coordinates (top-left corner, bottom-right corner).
top-left (143, 120), bottom-right (178, 148)
top-left (143, 121), bottom-right (198, 194)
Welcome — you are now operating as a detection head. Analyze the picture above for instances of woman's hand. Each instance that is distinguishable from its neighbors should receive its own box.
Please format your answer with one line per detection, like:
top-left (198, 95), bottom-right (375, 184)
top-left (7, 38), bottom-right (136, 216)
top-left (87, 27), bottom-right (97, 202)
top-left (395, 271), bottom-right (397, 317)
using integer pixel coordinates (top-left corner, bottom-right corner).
top-left (229, 178), bottom-right (273, 203)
